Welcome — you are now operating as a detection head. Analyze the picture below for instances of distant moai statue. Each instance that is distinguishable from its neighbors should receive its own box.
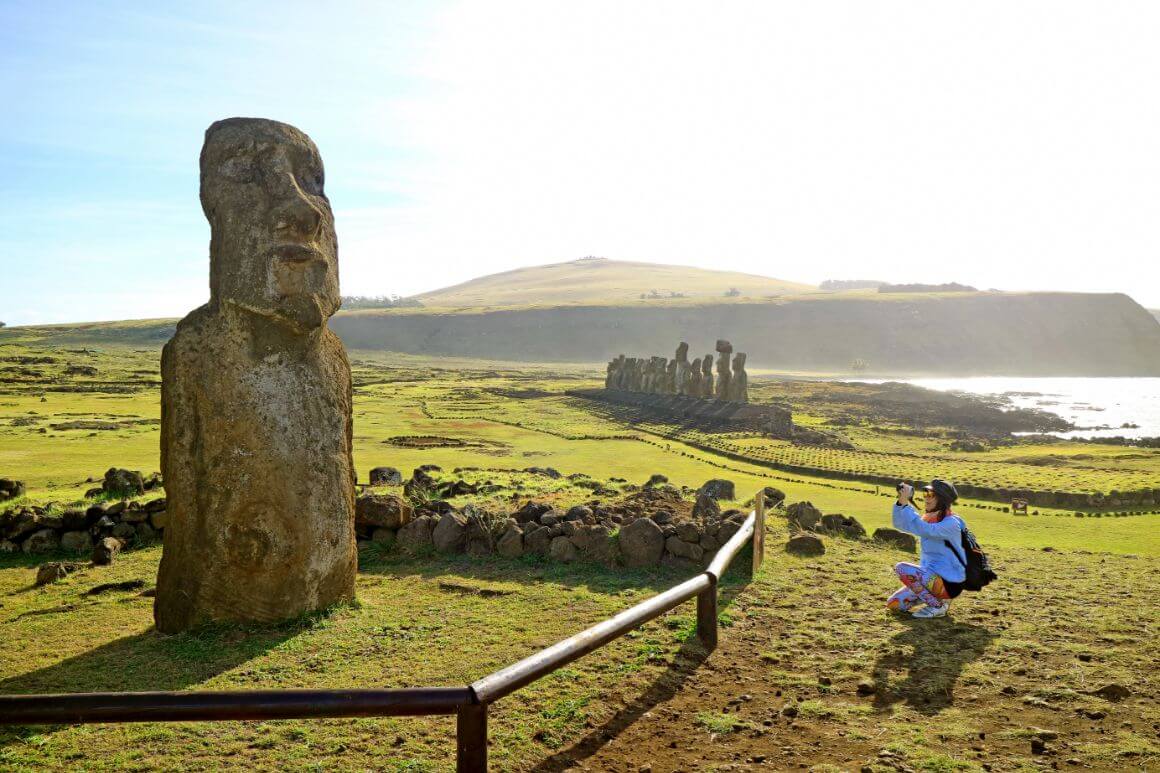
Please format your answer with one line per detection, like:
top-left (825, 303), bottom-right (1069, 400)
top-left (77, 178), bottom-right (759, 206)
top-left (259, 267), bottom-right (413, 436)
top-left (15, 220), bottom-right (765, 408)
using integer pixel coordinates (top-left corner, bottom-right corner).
top-left (729, 352), bottom-right (748, 403)
top-left (652, 356), bottom-right (667, 393)
top-left (700, 355), bottom-right (714, 398)
top-left (674, 342), bottom-right (690, 395)
top-left (607, 354), bottom-right (625, 389)
top-left (689, 356), bottom-right (703, 396)
top-left (155, 118), bottom-right (356, 633)
top-left (665, 358), bottom-right (678, 394)
top-left (715, 340), bottom-right (733, 400)
top-left (630, 358), bottom-right (643, 392)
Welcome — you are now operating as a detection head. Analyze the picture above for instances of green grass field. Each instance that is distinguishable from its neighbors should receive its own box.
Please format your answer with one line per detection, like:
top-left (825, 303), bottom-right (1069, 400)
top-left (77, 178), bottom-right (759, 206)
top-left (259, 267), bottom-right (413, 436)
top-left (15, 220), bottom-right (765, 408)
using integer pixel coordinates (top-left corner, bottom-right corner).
top-left (1, 342), bottom-right (1158, 770)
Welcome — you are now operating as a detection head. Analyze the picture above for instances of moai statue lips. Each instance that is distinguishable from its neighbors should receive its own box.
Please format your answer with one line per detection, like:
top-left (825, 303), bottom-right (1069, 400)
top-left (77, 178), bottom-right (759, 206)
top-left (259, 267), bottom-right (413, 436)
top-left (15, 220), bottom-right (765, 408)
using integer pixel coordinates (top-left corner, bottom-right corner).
top-left (155, 118), bottom-right (356, 633)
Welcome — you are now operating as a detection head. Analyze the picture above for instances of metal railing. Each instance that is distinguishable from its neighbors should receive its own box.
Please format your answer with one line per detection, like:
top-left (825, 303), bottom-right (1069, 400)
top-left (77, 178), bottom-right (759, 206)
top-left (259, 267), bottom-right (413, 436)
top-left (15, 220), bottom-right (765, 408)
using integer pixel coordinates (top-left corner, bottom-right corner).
top-left (0, 494), bottom-right (768, 772)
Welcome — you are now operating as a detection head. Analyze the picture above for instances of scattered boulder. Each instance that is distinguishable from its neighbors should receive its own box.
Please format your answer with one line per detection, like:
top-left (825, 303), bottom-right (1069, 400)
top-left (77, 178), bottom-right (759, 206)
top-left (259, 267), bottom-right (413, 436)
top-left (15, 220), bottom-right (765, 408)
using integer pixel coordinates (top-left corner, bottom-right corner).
top-left (1088, 684), bottom-right (1131, 702)
top-left (665, 535), bottom-right (704, 562)
top-left (496, 522), bottom-right (524, 558)
top-left (355, 494), bottom-right (413, 530)
top-left (549, 535), bottom-right (579, 562)
top-left (676, 522), bottom-right (702, 543)
top-left (819, 514), bottom-right (866, 539)
top-left (135, 523), bottom-right (158, 544)
top-left (111, 522), bottom-right (136, 543)
top-left (368, 466), bottom-right (403, 486)
top-left (785, 534), bottom-right (825, 556)
top-left (644, 474), bottom-right (669, 488)
top-left (431, 511), bottom-right (468, 553)
top-left (0, 478), bottom-right (25, 501)
top-left (692, 492), bottom-right (721, 520)
top-left (397, 515), bottom-right (437, 553)
top-left (570, 524), bottom-right (614, 563)
top-left (563, 505), bottom-right (592, 522)
top-left (619, 517), bottom-right (665, 568)
top-left (61, 508), bottom-right (93, 532)
top-left (759, 486), bottom-right (786, 508)
top-left (370, 528), bottom-right (396, 547)
top-left (872, 528), bottom-right (917, 553)
top-left (523, 524), bottom-right (552, 556)
top-left (35, 561), bottom-right (84, 587)
top-left (404, 467), bottom-right (439, 499)
top-left (785, 501), bottom-right (822, 531)
top-left (22, 528), bottom-right (59, 554)
top-left (60, 530), bottom-right (93, 554)
top-left (464, 510), bottom-right (494, 557)
top-left (513, 501), bottom-right (552, 525)
top-left (91, 537), bottom-right (122, 566)
top-left (698, 479), bottom-right (735, 501)
top-left (102, 468), bottom-right (145, 498)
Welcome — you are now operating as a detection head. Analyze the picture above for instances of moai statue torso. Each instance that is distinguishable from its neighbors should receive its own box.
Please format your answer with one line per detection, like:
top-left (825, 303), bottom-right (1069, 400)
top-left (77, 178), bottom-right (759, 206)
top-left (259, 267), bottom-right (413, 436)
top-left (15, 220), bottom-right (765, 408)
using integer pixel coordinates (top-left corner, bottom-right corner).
top-left (155, 118), bottom-right (356, 633)
top-left (700, 355), bottom-right (714, 398)
top-left (715, 339), bottom-right (733, 400)
top-left (674, 342), bottom-right (690, 396)
top-left (729, 352), bottom-right (748, 403)
top-left (665, 359), bottom-right (678, 394)
top-left (689, 356), bottom-right (703, 396)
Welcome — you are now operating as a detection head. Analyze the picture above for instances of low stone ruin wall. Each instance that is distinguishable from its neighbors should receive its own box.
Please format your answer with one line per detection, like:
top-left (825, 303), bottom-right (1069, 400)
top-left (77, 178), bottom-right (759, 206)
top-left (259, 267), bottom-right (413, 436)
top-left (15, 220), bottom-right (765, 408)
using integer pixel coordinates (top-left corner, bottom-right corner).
top-left (569, 388), bottom-right (792, 434)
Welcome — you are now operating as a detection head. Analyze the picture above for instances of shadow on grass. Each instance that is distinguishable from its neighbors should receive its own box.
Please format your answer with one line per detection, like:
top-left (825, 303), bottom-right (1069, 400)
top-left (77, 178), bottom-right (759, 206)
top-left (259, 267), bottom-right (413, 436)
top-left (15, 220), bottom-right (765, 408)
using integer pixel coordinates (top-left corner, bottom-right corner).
top-left (526, 577), bottom-right (751, 772)
top-left (870, 617), bottom-right (997, 715)
top-left (0, 612), bottom-right (328, 748)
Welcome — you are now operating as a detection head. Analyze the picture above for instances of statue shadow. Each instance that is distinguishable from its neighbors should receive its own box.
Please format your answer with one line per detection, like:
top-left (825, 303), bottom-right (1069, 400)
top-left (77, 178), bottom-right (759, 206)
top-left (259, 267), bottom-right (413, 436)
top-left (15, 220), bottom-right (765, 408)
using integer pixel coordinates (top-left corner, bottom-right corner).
top-left (0, 615), bottom-right (316, 747)
top-left (870, 617), bottom-right (997, 715)
top-left (525, 579), bottom-right (750, 772)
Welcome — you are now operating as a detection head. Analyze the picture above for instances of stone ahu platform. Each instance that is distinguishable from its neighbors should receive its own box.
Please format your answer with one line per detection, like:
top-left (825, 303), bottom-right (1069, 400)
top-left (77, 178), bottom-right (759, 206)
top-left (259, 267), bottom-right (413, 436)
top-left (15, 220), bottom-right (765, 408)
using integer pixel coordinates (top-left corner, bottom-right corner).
top-left (569, 388), bottom-right (793, 434)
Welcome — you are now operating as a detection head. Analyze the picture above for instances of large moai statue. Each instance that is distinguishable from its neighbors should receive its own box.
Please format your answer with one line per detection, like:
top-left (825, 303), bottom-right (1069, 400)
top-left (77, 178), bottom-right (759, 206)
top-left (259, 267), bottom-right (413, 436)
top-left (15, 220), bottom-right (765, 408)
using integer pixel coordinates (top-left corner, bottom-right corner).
top-left (729, 352), bottom-right (749, 403)
top-left (630, 358), bottom-right (643, 392)
top-left (155, 118), bottom-right (357, 633)
top-left (715, 339), bottom-right (733, 401)
top-left (665, 358), bottom-right (678, 394)
top-left (607, 354), bottom-right (625, 389)
top-left (700, 355), bottom-right (714, 398)
top-left (674, 342), bottom-right (691, 396)
top-left (689, 356), bottom-right (703, 396)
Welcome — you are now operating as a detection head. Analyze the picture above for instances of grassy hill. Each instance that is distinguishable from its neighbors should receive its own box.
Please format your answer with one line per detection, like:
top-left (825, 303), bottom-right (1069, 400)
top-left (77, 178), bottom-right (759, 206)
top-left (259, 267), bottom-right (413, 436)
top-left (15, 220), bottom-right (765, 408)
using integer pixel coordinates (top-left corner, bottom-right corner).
top-left (412, 257), bottom-right (816, 308)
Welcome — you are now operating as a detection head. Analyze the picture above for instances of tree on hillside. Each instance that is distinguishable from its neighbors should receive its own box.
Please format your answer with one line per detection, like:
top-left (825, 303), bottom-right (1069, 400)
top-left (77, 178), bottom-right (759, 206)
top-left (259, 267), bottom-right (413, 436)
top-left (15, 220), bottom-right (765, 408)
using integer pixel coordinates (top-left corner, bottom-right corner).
top-left (0, 321), bottom-right (6, 328)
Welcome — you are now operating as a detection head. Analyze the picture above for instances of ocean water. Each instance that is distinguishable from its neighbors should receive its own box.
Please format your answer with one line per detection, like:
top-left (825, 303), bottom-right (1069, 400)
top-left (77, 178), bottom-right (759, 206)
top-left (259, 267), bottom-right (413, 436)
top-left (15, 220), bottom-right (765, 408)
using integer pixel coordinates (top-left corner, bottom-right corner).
top-left (856, 377), bottom-right (1160, 439)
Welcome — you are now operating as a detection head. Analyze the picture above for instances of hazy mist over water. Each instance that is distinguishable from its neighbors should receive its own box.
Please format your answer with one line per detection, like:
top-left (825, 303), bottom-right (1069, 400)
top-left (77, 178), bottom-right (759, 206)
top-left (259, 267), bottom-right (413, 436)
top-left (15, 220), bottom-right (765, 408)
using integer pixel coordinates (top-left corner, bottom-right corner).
top-left (860, 377), bottom-right (1160, 439)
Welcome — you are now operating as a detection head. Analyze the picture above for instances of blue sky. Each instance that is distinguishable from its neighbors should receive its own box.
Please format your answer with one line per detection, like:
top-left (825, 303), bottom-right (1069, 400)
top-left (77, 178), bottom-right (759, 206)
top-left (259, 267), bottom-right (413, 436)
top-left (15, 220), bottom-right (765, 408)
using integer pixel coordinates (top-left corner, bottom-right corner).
top-left (3, 1), bottom-right (1160, 325)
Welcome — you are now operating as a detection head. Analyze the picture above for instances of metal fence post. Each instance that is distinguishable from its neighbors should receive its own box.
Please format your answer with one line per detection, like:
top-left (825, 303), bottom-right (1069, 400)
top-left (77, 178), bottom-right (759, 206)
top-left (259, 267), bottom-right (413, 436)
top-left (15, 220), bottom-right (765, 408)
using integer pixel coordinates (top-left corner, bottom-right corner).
top-left (752, 490), bottom-right (766, 576)
top-left (456, 702), bottom-right (487, 773)
top-left (696, 574), bottom-right (718, 651)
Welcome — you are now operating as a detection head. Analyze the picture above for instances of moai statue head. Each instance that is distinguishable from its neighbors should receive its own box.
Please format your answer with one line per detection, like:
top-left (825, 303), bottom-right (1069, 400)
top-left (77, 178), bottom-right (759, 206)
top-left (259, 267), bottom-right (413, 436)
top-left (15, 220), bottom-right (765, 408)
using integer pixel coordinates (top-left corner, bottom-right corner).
top-left (701, 355), bottom-right (713, 378)
top-left (732, 352), bottom-right (746, 371)
top-left (715, 339), bottom-right (733, 356)
top-left (675, 341), bottom-right (689, 363)
top-left (201, 118), bottom-right (340, 333)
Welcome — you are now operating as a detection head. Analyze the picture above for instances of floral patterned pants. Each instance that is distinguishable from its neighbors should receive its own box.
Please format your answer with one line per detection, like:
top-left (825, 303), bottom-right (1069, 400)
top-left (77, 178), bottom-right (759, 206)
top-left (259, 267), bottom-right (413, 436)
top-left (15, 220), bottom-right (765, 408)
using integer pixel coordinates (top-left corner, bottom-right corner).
top-left (886, 562), bottom-right (950, 611)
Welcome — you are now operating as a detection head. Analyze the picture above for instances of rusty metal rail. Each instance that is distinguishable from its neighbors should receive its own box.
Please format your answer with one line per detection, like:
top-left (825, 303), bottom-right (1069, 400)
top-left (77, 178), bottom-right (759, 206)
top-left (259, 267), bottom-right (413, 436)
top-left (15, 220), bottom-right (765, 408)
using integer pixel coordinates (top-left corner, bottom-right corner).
top-left (0, 493), bottom-right (768, 772)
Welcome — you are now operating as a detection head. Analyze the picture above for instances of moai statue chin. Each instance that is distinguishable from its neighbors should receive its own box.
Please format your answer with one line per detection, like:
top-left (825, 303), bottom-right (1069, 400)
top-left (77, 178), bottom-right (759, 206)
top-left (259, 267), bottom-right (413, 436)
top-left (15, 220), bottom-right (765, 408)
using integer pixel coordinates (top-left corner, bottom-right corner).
top-left (154, 118), bottom-right (357, 633)
top-left (715, 339), bottom-right (733, 401)
top-left (730, 352), bottom-right (749, 403)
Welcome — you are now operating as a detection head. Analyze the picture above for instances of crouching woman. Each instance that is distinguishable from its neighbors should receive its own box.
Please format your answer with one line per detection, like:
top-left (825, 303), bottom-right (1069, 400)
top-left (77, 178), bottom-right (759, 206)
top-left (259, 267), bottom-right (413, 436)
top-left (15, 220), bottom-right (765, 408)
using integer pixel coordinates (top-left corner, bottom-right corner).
top-left (886, 479), bottom-right (965, 619)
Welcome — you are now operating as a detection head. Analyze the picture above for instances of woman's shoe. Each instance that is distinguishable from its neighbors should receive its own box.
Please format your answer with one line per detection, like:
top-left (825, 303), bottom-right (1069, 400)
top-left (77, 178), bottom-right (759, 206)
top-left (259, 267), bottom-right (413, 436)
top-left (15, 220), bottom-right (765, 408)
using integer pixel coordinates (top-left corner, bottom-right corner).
top-left (912, 604), bottom-right (948, 618)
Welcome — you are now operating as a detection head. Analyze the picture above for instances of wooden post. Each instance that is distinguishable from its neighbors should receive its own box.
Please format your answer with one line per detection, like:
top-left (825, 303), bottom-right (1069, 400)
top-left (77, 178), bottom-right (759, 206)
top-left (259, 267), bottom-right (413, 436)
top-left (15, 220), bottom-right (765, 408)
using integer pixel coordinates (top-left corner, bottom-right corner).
top-left (457, 702), bottom-right (487, 773)
top-left (696, 575), bottom-right (718, 651)
top-left (752, 490), bottom-right (766, 576)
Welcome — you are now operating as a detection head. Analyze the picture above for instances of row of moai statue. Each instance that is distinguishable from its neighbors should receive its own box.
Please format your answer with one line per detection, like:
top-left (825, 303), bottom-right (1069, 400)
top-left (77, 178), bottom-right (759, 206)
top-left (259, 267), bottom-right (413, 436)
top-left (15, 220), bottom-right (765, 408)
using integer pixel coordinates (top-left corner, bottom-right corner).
top-left (605, 340), bottom-right (748, 403)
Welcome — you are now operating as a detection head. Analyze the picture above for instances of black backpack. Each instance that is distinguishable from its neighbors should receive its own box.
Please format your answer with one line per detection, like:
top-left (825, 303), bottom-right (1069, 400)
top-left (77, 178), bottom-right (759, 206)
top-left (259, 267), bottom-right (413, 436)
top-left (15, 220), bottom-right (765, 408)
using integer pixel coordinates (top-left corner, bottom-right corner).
top-left (944, 522), bottom-right (997, 592)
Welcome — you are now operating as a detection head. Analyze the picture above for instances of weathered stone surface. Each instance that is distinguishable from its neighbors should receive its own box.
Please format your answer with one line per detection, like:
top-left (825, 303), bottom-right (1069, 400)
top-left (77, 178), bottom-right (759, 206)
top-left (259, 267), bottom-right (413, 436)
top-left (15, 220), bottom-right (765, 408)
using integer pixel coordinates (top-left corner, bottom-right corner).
top-left (154, 119), bottom-right (356, 633)
top-left (397, 515), bottom-right (437, 553)
top-left (432, 511), bottom-right (468, 553)
top-left (619, 517), bottom-right (665, 568)
top-left (135, 522), bottom-right (159, 544)
top-left (785, 501), bottom-right (822, 531)
top-left (464, 511), bottom-right (494, 557)
top-left (718, 520), bottom-right (742, 544)
top-left (759, 486), bottom-right (786, 508)
top-left (715, 339), bottom-right (733, 400)
top-left (570, 524), bottom-right (614, 562)
top-left (644, 474), bottom-right (669, 488)
top-left (698, 479), bottom-right (735, 501)
top-left (103, 468), bottom-right (145, 497)
top-left (355, 494), bottom-right (412, 530)
top-left (150, 510), bottom-right (169, 530)
top-left (563, 505), bottom-right (592, 522)
top-left (692, 492), bottom-right (721, 520)
top-left (370, 528), bottom-right (396, 546)
top-left (549, 535), bottom-right (579, 562)
top-left (368, 466), bottom-right (403, 486)
top-left (819, 513), bottom-right (866, 539)
top-left (60, 530), bottom-right (93, 554)
top-left (496, 522), bottom-right (524, 558)
top-left (699, 533), bottom-right (721, 553)
top-left (22, 528), bottom-right (59, 554)
top-left (872, 527), bottom-right (917, 552)
top-left (111, 522), bottom-right (136, 543)
top-left (0, 478), bottom-right (25, 501)
top-left (665, 535), bottom-right (704, 562)
top-left (513, 501), bottom-right (552, 525)
top-left (61, 508), bottom-right (92, 532)
top-left (35, 561), bottom-right (84, 587)
top-left (728, 352), bottom-right (748, 403)
top-left (786, 534), bottom-right (825, 556)
top-left (524, 524), bottom-right (552, 556)
top-left (676, 522), bottom-right (702, 543)
top-left (92, 537), bottom-right (122, 566)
